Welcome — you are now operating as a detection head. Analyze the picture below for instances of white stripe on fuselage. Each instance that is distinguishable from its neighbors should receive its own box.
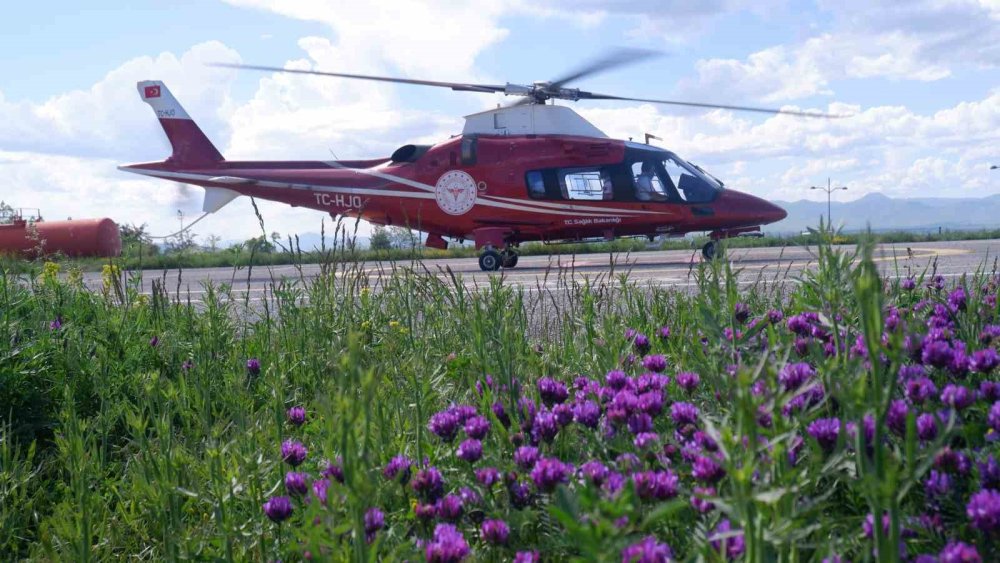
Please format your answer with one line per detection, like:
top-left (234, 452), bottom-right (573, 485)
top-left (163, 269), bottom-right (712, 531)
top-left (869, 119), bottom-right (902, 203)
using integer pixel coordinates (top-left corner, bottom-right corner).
top-left (119, 167), bottom-right (650, 219)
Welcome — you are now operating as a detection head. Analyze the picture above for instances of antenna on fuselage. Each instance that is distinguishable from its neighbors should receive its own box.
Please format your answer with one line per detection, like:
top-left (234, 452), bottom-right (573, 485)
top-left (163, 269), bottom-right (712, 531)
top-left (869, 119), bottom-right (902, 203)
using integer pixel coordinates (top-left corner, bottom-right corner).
top-left (644, 133), bottom-right (662, 145)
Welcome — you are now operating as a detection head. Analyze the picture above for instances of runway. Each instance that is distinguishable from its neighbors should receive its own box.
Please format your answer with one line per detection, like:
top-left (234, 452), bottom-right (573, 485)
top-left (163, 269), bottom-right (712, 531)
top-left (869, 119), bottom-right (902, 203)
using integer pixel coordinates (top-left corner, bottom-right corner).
top-left (81, 239), bottom-right (1000, 303)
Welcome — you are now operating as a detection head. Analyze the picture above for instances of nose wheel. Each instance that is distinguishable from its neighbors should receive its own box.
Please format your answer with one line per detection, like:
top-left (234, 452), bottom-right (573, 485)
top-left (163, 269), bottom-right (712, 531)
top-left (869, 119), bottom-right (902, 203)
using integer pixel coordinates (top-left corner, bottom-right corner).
top-left (702, 240), bottom-right (719, 261)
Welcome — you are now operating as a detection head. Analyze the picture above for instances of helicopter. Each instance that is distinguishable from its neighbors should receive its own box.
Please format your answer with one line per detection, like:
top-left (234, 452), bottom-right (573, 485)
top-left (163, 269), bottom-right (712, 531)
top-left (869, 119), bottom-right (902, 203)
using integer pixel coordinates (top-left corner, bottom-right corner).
top-left (119, 50), bottom-right (839, 270)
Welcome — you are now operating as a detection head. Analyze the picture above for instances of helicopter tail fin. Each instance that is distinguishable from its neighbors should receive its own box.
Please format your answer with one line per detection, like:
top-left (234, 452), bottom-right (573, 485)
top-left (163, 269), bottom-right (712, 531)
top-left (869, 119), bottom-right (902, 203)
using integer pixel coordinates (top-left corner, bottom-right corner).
top-left (137, 80), bottom-right (224, 166)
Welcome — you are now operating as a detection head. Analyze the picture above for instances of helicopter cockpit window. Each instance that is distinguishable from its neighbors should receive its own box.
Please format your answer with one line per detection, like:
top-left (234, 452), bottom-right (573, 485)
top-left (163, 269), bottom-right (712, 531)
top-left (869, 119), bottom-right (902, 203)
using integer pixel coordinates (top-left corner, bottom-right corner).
top-left (559, 168), bottom-right (610, 201)
top-left (660, 156), bottom-right (717, 203)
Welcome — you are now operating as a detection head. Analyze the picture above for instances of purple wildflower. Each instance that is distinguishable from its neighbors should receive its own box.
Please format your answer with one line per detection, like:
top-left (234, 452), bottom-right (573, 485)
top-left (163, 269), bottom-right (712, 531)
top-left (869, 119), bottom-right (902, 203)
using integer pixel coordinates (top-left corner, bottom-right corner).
top-left (607, 370), bottom-right (630, 390)
top-left (414, 502), bottom-right (437, 521)
top-left (533, 409), bottom-right (559, 442)
top-left (621, 535), bottom-right (673, 562)
top-left (768, 309), bottom-right (784, 324)
top-left (670, 402), bottom-right (699, 426)
top-left (922, 339), bottom-right (954, 368)
top-left (633, 470), bottom-right (679, 501)
top-left (980, 381), bottom-right (1000, 402)
top-left (435, 494), bottom-right (464, 521)
top-left (284, 471), bottom-right (309, 496)
top-left (553, 403), bottom-right (573, 426)
top-left (990, 402), bottom-right (1000, 433)
top-left (530, 457), bottom-right (573, 492)
top-left (982, 325), bottom-right (1000, 345)
top-left (887, 400), bottom-right (909, 436)
top-left (480, 519), bottom-right (510, 545)
top-left (971, 348), bottom-right (1000, 374)
top-left (262, 495), bottom-right (293, 523)
top-left (924, 470), bottom-right (951, 498)
top-left (580, 460), bottom-right (610, 487)
top-left (411, 466), bottom-right (445, 502)
top-left (310, 478), bottom-right (329, 505)
top-left (476, 467), bottom-right (501, 487)
top-left (508, 480), bottom-right (532, 509)
top-left (464, 415), bottom-right (490, 439)
top-left (657, 326), bottom-right (671, 340)
top-left (633, 333), bottom-right (651, 355)
top-left (628, 413), bottom-right (654, 435)
top-left (514, 551), bottom-right (540, 563)
top-left (428, 409), bottom-right (462, 442)
top-left (917, 413), bottom-right (938, 441)
top-left (323, 458), bottom-right (344, 483)
top-left (691, 486), bottom-right (716, 513)
top-left (456, 439), bottom-right (483, 463)
top-left (572, 400), bottom-right (601, 428)
top-left (149, 336), bottom-right (159, 347)
top-left (49, 317), bottom-right (62, 331)
top-left (491, 401), bottom-right (510, 428)
top-left (710, 519), bottom-right (746, 560)
top-left (286, 406), bottom-right (306, 426)
top-left (808, 418), bottom-right (840, 452)
top-left (425, 523), bottom-right (470, 563)
top-left (642, 354), bottom-right (668, 373)
top-left (692, 455), bottom-right (726, 484)
top-left (939, 542), bottom-right (981, 563)
top-left (634, 432), bottom-right (659, 450)
top-left (364, 507), bottom-right (384, 543)
top-left (948, 287), bottom-right (967, 312)
top-left (514, 446), bottom-right (540, 470)
top-left (538, 377), bottom-right (569, 406)
top-left (676, 372), bottom-right (700, 393)
top-left (246, 357), bottom-right (261, 376)
top-left (967, 489), bottom-right (1000, 532)
top-left (383, 455), bottom-right (412, 484)
top-left (778, 363), bottom-right (815, 391)
top-left (280, 440), bottom-right (307, 467)
top-left (905, 377), bottom-right (938, 404)
top-left (941, 384), bottom-right (975, 410)
top-left (979, 456), bottom-right (1000, 490)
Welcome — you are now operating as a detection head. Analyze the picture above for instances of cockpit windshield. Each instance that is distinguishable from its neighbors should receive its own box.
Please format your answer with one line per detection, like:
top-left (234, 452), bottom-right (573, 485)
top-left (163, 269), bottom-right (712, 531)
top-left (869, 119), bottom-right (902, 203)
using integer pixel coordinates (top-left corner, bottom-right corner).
top-left (630, 151), bottom-right (722, 204)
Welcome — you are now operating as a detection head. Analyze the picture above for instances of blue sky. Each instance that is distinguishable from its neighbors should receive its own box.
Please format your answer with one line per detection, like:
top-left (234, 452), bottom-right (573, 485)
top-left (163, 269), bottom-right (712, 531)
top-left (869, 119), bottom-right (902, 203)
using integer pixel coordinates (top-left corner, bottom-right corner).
top-left (0, 0), bottom-right (997, 240)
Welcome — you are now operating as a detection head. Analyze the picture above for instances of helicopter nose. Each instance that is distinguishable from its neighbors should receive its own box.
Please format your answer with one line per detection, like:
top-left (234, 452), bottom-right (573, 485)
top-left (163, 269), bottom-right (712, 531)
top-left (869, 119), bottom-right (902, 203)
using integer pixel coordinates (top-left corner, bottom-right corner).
top-left (715, 190), bottom-right (787, 226)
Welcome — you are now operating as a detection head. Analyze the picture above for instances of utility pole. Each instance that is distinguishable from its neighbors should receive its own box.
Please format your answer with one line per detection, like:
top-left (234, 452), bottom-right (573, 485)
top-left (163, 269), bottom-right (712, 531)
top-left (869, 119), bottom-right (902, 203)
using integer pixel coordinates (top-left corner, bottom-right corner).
top-left (810, 178), bottom-right (847, 228)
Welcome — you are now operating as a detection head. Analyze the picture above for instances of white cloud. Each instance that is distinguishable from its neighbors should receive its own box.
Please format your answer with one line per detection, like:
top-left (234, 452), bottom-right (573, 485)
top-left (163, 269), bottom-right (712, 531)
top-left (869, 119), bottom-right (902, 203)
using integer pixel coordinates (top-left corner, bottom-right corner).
top-left (0, 41), bottom-right (241, 161)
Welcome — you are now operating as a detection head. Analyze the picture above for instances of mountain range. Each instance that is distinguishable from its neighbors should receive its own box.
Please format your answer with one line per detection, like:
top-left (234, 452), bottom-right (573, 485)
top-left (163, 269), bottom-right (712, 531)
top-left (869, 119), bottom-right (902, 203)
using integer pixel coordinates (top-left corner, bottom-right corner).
top-left (768, 193), bottom-right (1000, 235)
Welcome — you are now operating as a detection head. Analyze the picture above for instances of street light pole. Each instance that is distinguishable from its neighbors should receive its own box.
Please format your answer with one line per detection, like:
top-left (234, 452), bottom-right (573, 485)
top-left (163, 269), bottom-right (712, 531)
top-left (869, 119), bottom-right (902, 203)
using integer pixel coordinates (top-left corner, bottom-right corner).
top-left (810, 177), bottom-right (848, 227)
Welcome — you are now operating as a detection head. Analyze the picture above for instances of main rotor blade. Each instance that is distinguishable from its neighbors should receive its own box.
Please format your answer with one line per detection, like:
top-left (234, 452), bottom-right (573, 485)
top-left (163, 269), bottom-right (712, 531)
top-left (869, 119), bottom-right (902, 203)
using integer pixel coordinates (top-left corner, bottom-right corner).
top-left (210, 63), bottom-right (506, 94)
top-left (579, 92), bottom-right (849, 118)
top-left (549, 47), bottom-right (663, 90)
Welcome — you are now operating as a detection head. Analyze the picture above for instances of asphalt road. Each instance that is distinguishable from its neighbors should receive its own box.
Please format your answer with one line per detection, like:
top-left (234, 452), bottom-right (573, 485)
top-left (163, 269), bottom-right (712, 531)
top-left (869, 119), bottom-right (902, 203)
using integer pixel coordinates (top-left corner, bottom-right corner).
top-left (80, 239), bottom-right (1000, 303)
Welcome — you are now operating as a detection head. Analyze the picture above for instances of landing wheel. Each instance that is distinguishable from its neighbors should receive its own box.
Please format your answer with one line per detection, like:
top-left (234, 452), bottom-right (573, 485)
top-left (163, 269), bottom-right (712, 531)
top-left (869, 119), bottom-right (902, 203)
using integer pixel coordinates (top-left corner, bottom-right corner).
top-left (501, 250), bottom-right (519, 269)
top-left (479, 249), bottom-right (502, 271)
top-left (702, 240), bottom-right (719, 261)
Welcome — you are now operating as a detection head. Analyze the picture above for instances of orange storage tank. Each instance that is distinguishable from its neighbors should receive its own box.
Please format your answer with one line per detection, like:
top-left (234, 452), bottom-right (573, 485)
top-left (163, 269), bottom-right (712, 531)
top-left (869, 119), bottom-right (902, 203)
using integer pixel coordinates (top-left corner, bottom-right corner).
top-left (0, 218), bottom-right (122, 258)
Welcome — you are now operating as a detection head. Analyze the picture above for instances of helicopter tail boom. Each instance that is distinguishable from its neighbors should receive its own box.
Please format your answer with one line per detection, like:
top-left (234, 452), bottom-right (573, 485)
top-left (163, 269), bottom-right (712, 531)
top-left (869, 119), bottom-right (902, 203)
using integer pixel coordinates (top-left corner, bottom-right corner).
top-left (137, 80), bottom-right (224, 166)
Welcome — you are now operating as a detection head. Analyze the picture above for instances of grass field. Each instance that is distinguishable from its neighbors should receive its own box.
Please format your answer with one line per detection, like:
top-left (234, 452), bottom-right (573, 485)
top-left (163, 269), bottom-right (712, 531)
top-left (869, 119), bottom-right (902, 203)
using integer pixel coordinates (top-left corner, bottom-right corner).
top-left (2, 234), bottom-right (1000, 561)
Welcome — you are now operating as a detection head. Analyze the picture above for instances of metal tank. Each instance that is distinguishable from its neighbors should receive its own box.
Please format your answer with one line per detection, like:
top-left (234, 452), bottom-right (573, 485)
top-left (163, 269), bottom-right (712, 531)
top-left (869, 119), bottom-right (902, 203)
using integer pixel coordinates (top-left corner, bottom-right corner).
top-left (0, 212), bottom-right (121, 258)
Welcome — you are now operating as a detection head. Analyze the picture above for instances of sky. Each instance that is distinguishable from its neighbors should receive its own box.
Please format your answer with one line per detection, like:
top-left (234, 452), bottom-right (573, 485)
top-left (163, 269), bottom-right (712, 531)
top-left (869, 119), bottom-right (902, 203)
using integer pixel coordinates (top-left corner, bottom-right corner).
top-left (0, 0), bottom-right (997, 243)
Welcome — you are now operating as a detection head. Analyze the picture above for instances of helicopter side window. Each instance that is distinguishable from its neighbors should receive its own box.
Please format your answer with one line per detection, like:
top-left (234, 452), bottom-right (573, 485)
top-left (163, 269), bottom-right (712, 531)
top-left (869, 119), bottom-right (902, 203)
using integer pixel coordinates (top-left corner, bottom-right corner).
top-left (526, 171), bottom-right (546, 199)
top-left (559, 168), bottom-right (607, 201)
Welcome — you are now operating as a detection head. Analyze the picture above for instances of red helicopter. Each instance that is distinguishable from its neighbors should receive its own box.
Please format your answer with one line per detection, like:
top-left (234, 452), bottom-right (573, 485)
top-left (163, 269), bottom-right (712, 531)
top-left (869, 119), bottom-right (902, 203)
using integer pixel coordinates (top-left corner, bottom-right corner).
top-left (120, 51), bottom-right (836, 270)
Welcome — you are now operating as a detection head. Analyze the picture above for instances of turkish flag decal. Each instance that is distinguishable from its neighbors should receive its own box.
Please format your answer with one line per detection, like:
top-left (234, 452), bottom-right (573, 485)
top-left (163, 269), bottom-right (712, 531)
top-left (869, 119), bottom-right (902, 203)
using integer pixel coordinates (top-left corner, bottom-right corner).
top-left (144, 85), bottom-right (161, 98)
